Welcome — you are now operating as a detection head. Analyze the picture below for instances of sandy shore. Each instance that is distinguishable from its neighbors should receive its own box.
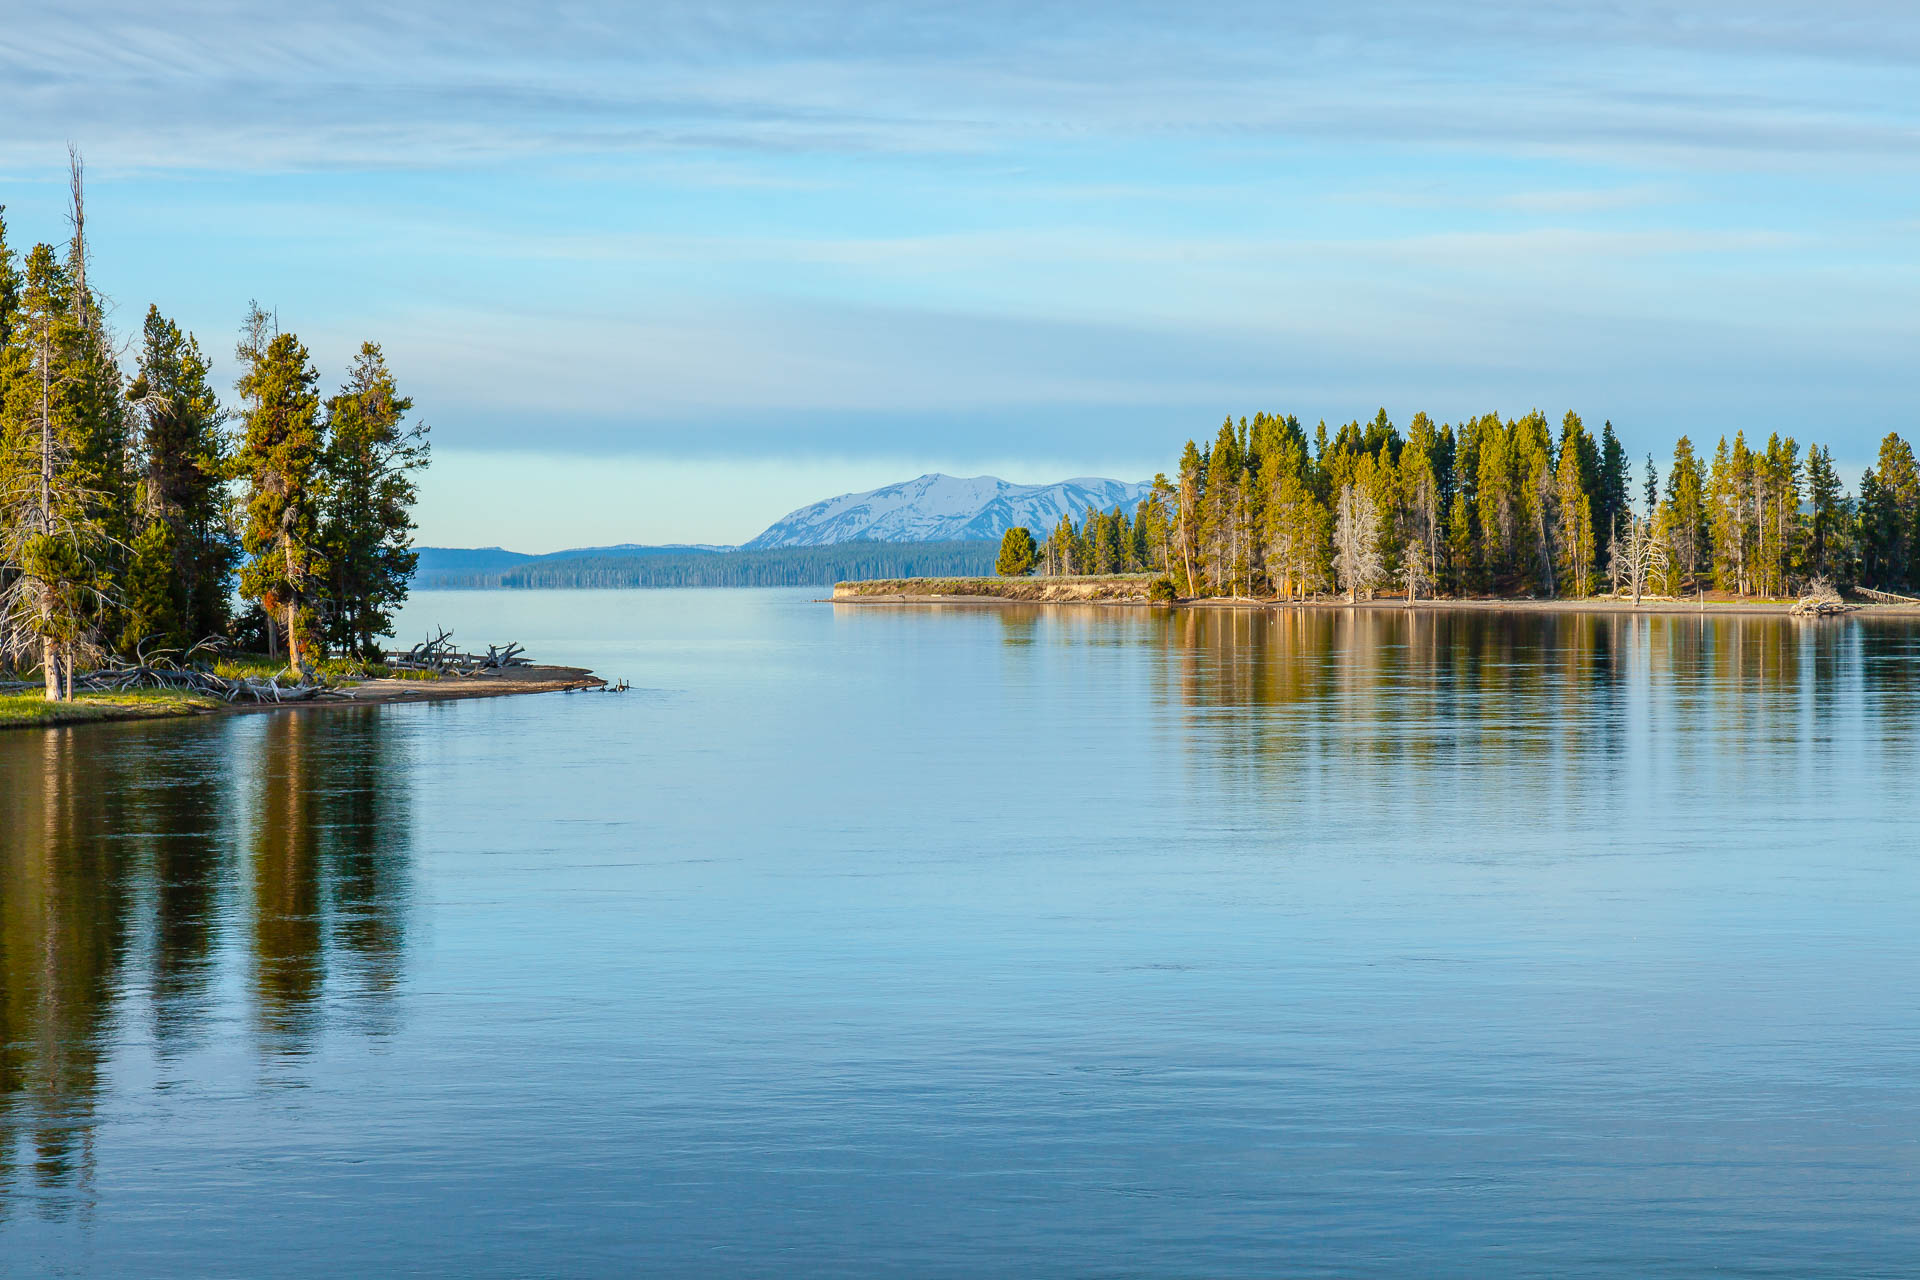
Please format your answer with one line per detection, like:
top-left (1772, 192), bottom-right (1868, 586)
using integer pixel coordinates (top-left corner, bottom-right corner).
top-left (831, 579), bottom-right (1920, 619)
top-left (329, 664), bottom-right (603, 705)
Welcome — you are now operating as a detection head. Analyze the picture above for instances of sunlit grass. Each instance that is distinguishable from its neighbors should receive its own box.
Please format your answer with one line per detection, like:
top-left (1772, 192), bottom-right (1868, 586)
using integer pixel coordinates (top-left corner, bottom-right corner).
top-left (0, 688), bottom-right (222, 729)
top-left (211, 655), bottom-right (440, 683)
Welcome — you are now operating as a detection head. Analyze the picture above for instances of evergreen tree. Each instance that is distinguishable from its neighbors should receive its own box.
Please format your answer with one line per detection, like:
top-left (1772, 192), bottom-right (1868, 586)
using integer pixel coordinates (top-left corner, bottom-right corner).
top-left (1873, 432), bottom-right (1919, 590)
top-left (1515, 412), bottom-right (1557, 596)
top-left (322, 342), bottom-right (429, 657)
top-left (0, 207), bottom-right (18, 349)
top-left (995, 526), bottom-right (1038, 576)
top-left (233, 308), bottom-right (327, 667)
top-left (1264, 468), bottom-right (1328, 600)
top-left (1664, 437), bottom-right (1707, 590)
top-left (1143, 477), bottom-right (1175, 575)
top-left (1555, 412), bottom-right (1596, 597)
top-left (1804, 444), bottom-right (1849, 584)
top-left (1858, 467), bottom-right (1895, 589)
top-left (1755, 434), bottom-right (1800, 596)
top-left (0, 209), bottom-right (16, 656)
top-left (60, 149), bottom-right (136, 656)
top-left (0, 244), bottom-right (108, 697)
top-left (1174, 440), bottom-right (1204, 594)
top-left (1041, 511), bottom-right (1078, 576)
top-left (128, 305), bottom-right (234, 642)
top-left (1474, 414), bottom-right (1518, 583)
top-left (119, 519), bottom-right (185, 653)
top-left (1596, 419), bottom-right (1630, 547)
top-left (1446, 489), bottom-right (1475, 596)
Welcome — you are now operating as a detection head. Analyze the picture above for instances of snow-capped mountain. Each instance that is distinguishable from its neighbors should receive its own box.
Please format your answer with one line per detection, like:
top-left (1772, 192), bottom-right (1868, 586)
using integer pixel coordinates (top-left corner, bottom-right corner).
top-left (745, 474), bottom-right (1154, 548)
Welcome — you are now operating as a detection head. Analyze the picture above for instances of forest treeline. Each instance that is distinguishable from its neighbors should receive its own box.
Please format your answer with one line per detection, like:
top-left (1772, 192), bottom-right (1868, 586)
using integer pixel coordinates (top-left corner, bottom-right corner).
top-left (0, 155), bottom-right (428, 699)
top-left (421, 540), bottom-right (999, 589)
top-left (998, 409), bottom-right (1920, 602)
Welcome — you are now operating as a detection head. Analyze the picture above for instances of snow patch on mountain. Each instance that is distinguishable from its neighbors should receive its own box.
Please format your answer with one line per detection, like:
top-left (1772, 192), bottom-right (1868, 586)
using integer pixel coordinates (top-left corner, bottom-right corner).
top-left (744, 474), bottom-right (1154, 548)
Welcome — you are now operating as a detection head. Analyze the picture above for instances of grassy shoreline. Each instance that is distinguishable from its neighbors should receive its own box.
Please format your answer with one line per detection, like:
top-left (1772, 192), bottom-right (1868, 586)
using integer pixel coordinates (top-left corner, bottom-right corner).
top-left (0, 664), bottom-right (602, 732)
top-left (832, 576), bottom-right (1920, 618)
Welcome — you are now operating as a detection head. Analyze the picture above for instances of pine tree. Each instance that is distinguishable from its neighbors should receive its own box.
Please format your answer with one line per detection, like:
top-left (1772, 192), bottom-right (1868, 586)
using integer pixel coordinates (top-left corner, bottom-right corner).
top-left (0, 207), bottom-right (18, 349)
top-left (995, 526), bottom-right (1038, 576)
top-left (128, 305), bottom-right (234, 643)
top-left (119, 519), bottom-right (185, 653)
top-left (1871, 432), bottom-right (1920, 591)
top-left (1174, 440), bottom-right (1204, 594)
top-left (1446, 489), bottom-right (1474, 595)
top-left (0, 244), bottom-right (108, 697)
top-left (234, 308), bottom-right (327, 667)
top-left (1664, 437), bottom-right (1707, 590)
top-left (1474, 414), bottom-right (1518, 583)
top-left (321, 342), bottom-right (429, 657)
top-left (1755, 434), bottom-right (1801, 595)
top-left (1555, 412), bottom-right (1596, 598)
top-left (59, 148), bottom-right (136, 656)
top-left (1264, 468), bottom-right (1328, 600)
top-left (1515, 412), bottom-right (1557, 596)
top-left (0, 209), bottom-right (16, 660)
top-left (1858, 467), bottom-right (1895, 589)
top-left (1596, 419), bottom-right (1630, 547)
top-left (1804, 444), bottom-right (1849, 585)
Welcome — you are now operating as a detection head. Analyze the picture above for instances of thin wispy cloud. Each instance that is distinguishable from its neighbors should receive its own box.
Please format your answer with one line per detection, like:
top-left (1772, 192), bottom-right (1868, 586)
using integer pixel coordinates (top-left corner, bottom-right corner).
top-left (3, 1), bottom-right (1916, 542)
top-left (7, 2), bottom-right (1920, 171)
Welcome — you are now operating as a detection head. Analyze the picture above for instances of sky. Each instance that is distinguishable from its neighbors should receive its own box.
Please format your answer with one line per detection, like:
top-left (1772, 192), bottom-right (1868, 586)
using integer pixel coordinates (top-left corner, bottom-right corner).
top-left (3, 1), bottom-right (1917, 551)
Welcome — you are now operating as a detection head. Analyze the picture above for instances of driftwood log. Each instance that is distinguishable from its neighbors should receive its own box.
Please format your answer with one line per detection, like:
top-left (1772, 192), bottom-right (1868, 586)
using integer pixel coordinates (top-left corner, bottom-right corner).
top-left (77, 641), bottom-right (350, 704)
top-left (1855, 586), bottom-right (1920, 606)
top-left (1790, 579), bottom-right (1856, 617)
top-left (386, 631), bottom-right (533, 676)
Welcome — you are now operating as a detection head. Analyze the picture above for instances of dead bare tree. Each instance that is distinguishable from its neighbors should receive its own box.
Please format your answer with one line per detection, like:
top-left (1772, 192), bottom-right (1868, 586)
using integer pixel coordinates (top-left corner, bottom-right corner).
top-left (1401, 537), bottom-right (1431, 603)
top-left (1334, 483), bottom-right (1384, 603)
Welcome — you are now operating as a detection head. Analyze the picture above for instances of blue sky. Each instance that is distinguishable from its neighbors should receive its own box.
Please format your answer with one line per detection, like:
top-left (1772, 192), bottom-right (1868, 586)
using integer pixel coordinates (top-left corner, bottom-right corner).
top-left (4, 1), bottom-right (1917, 550)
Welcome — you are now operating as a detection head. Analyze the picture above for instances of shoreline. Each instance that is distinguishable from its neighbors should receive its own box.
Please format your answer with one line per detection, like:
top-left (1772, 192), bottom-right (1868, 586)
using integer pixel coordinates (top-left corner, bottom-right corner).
top-left (0, 664), bottom-right (604, 732)
top-left (831, 578), bottom-right (1920, 619)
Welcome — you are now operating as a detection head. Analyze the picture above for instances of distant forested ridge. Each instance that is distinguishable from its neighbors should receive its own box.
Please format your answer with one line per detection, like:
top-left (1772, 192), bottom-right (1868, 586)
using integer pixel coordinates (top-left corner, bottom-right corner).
top-left (0, 151), bottom-right (429, 700)
top-left (416, 540), bottom-right (997, 589)
top-left (1001, 409), bottom-right (1920, 603)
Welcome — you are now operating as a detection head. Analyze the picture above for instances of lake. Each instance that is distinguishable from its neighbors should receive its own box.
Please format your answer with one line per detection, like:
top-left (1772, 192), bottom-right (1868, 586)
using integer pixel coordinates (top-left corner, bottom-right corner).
top-left (4, 589), bottom-right (1920, 1276)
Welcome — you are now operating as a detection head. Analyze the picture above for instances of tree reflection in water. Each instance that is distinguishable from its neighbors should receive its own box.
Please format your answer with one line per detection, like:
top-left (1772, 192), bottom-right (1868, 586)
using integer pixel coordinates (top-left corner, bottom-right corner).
top-left (0, 707), bottom-right (415, 1210)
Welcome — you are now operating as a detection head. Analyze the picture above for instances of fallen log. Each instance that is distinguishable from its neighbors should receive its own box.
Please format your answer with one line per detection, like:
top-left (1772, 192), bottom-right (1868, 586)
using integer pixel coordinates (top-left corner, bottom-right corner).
top-left (1855, 586), bottom-right (1920, 605)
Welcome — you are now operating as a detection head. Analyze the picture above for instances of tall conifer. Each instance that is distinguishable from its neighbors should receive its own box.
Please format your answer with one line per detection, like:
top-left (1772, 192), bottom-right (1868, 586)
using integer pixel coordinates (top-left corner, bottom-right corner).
top-left (234, 310), bottom-right (326, 667)
top-left (322, 342), bottom-right (429, 657)
top-left (129, 306), bottom-right (234, 644)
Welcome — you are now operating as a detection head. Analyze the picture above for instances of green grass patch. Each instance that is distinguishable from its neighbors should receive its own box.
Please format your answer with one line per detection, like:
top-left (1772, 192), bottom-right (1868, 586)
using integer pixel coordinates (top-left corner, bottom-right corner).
top-left (0, 688), bottom-right (223, 729)
top-left (208, 654), bottom-right (440, 684)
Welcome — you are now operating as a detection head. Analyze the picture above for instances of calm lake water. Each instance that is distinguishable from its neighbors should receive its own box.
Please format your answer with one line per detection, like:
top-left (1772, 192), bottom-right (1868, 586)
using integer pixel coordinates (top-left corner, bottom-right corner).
top-left (4, 588), bottom-right (1920, 1277)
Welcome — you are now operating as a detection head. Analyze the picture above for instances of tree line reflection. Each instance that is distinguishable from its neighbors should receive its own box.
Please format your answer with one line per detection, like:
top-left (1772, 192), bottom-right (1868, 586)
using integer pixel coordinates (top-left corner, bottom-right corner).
top-left (993, 604), bottom-right (1920, 816)
top-left (0, 708), bottom-right (414, 1206)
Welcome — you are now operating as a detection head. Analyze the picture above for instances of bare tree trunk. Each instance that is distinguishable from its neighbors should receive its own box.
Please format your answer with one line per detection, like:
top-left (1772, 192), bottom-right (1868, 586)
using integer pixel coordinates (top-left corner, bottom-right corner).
top-left (283, 538), bottom-right (302, 668)
top-left (37, 333), bottom-right (57, 701)
top-left (1535, 505), bottom-right (1555, 598)
top-left (68, 145), bottom-right (90, 331)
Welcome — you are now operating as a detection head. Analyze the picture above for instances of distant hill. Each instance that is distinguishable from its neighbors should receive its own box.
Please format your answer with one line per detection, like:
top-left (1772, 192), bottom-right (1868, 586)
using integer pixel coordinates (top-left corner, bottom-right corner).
top-left (412, 471), bottom-right (1145, 588)
top-left (744, 473), bottom-right (1152, 548)
top-left (411, 540), bottom-right (996, 589)
top-left (413, 546), bottom-right (538, 576)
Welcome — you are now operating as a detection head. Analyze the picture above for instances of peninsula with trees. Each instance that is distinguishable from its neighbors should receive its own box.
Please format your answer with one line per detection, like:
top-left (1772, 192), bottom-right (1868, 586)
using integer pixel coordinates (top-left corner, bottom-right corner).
top-left (0, 154), bottom-right (592, 726)
top-left (840, 409), bottom-right (1920, 614)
